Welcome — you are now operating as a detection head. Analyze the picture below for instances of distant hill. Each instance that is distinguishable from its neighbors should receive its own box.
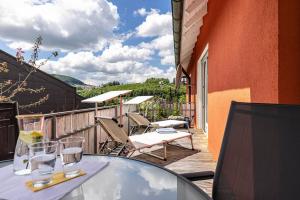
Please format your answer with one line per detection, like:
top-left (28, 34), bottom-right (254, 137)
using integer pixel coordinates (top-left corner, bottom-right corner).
top-left (77, 78), bottom-right (186, 100)
top-left (51, 74), bottom-right (88, 87)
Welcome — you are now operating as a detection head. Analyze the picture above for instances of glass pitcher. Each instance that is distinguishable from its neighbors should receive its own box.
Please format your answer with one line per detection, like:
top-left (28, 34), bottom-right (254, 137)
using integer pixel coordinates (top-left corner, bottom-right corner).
top-left (13, 114), bottom-right (45, 175)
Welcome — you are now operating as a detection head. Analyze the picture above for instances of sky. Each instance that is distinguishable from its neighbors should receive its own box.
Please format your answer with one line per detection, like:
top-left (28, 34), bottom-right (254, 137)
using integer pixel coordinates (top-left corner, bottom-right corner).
top-left (0, 0), bottom-right (175, 86)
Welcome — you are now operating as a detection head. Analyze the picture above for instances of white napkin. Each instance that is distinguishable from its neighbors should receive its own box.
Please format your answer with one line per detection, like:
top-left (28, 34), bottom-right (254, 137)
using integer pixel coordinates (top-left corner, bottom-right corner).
top-left (0, 160), bottom-right (108, 200)
top-left (156, 128), bottom-right (177, 133)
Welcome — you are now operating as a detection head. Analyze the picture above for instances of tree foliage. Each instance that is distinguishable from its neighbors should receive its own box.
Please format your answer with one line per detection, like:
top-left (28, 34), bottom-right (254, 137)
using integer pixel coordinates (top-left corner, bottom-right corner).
top-left (101, 81), bottom-right (120, 87)
top-left (78, 78), bottom-right (186, 103)
top-left (78, 78), bottom-right (187, 120)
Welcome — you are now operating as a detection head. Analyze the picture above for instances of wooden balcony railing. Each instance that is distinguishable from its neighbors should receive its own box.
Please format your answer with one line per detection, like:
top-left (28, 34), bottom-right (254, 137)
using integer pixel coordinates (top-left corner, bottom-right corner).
top-left (42, 104), bottom-right (137, 154)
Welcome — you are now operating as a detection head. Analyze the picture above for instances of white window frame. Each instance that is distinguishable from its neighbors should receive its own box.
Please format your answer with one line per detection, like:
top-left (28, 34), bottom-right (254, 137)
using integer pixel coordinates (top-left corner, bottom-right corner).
top-left (197, 44), bottom-right (209, 134)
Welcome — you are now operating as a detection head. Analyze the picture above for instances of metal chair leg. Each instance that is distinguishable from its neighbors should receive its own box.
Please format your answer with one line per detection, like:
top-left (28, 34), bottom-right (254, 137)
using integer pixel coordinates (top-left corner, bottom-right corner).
top-left (99, 139), bottom-right (108, 153)
top-left (143, 126), bottom-right (151, 133)
top-left (128, 150), bottom-right (135, 158)
top-left (163, 142), bottom-right (167, 160)
top-left (190, 135), bottom-right (194, 150)
top-left (129, 126), bottom-right (136, 136)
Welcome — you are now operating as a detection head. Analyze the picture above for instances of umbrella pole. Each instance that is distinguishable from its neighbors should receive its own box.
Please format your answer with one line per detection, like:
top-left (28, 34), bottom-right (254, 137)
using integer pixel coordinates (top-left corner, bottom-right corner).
top-left (95, 103), bottom-right (98, 116)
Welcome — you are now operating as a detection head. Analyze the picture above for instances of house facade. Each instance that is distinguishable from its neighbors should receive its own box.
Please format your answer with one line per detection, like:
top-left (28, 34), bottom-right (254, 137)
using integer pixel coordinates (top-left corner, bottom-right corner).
top-left (172, 0), bottom-right (300, 159)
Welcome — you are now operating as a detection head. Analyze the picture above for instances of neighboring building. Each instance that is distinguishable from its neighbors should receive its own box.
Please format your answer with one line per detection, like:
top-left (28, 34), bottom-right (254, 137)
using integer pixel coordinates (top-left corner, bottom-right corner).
top-left (172, 0), bottom-right (300, 159)
top-left (0, 50), bottom-right (87, 114)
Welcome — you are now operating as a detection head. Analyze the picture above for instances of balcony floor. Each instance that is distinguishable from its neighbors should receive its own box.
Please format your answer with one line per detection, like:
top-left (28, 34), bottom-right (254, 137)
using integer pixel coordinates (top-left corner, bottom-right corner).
top-left (132, 129), bottom-right (216, 196)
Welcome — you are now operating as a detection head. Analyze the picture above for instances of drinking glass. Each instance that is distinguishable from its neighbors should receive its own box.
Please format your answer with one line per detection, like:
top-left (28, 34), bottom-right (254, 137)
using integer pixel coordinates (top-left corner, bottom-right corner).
top-left (59, 137), bottom-right (85, 178)
top-left (29, 141), bottom-right (58, 187)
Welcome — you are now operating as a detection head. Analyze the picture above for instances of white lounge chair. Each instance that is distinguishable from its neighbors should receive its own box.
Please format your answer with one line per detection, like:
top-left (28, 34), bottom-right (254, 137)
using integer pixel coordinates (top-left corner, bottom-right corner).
top-left (126, 112), bottom-right (188, 135)
top-left (97, 117), bottom-right (194, 160)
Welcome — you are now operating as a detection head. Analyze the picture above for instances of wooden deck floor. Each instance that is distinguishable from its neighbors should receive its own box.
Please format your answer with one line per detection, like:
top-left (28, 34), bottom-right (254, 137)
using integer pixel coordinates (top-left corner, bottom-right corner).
top-left (132, 129), bottom-right (216, 196)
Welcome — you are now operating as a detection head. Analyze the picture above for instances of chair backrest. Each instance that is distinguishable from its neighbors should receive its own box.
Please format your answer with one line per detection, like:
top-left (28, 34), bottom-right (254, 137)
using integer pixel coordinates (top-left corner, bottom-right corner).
top-left (213, 101), bottom-right (300, 200)
top-left (97, 117), bottom-right (129, 144)
top-left (127, 112), bottom-right (151, 126)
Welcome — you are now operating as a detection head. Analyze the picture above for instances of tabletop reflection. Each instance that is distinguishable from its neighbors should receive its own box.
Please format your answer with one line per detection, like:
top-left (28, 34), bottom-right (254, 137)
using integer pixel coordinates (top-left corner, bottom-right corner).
top-left (61, 156), bottom-right (208, 200)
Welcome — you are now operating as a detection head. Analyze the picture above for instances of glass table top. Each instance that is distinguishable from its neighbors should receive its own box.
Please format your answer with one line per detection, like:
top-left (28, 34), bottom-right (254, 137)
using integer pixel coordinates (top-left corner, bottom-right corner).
top-left (0, 156), bottom-right (211, 200)
top-left (62, 156), bottom-right (211, 200)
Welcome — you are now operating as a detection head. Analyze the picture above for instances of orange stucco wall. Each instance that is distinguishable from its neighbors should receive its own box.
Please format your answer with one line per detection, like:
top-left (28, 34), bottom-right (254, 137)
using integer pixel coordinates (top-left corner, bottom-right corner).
top-left (208, 88), bottom-right (251, 160)
top-left (278, 0), bottom-right (300, 103)
top-left (187, 0), bottom-right (280, 159)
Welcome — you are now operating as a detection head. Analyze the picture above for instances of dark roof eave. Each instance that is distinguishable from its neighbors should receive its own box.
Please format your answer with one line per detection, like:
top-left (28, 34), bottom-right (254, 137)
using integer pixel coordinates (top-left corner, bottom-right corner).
top-left (171, 0), bottom-right (184, 67)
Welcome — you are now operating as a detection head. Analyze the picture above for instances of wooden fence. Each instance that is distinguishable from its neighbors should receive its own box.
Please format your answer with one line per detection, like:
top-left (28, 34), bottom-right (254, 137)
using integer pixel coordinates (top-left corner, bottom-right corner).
top-left (0, 101), bottom-right (194, 158)
top-left (181, 103), bottom-right (195, 118)
top-left (143, 102), bottom-right (195, 124)
top-left (43, 104), bottom-right (136, 154)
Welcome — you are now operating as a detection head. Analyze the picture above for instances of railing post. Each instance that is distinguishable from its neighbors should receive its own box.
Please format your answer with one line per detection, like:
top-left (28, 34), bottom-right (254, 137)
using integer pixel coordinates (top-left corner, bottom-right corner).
top-left (114, 106), bottom-right (118, 118)
top-left (70, 113), bottom-right (73, 134)
top-left (94, 107), bottom-right (98, 154)
top-left (51, 116), bottom-right (56, 140)
top-left (152, 103), bottom-right (154, 121)
top-left (189, 102), bottom-right (192, 122)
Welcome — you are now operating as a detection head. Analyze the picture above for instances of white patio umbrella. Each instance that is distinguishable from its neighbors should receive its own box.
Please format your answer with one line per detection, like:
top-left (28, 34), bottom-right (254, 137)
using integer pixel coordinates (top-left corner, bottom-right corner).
top-left (124, 96), bottom-right (154, 105)
top-left (82, 90), bottom-right (132, 125)
top-left (125, 95), bottom-right (154, 116)
top-left (124, 95), bottom-right (154, 112)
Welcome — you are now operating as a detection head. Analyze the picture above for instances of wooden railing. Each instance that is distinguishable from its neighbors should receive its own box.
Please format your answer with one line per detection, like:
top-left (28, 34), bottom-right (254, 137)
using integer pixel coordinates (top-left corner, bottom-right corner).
top-left (42, 105), bottom-right (137, 154)
top-left (143, 102), bottom-right (195, 122)
top-left (181, 103), bottom-right (195, 118)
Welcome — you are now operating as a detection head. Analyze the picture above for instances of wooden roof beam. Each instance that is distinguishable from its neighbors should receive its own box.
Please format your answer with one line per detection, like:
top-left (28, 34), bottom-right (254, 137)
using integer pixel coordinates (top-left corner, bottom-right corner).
top-left (180, 49), bottom-right (194, 61)
top-left (186, 0), bottom-right (207, 13)
top-left (183, 20), bottom-right (202, 39)
top-left (184, 2), bottom-right (207, 28)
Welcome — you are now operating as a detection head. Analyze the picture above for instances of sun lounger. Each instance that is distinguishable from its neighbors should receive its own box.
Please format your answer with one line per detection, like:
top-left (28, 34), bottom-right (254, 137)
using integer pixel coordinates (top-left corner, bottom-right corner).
top-left (126, 112), bottom-right (188, 135)
top-left (151, 119), bottom-right (188, 127)
top-left (97, 117), bottom-right (194, 160)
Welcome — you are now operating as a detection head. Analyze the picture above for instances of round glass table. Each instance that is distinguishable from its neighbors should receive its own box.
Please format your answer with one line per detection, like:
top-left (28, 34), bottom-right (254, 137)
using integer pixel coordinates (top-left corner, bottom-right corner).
top-left (0, 156), bottom-right (211, 200)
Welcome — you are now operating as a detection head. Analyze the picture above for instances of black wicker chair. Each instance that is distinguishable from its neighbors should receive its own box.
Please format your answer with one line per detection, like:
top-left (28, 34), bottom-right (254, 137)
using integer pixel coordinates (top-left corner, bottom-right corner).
top-left (181, 101), bottom-right (300, 200)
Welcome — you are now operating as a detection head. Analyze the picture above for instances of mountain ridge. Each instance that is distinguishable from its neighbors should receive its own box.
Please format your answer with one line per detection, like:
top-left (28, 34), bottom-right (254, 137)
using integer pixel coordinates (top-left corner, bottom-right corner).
top-left (51, 74), bottom-right (88, 87)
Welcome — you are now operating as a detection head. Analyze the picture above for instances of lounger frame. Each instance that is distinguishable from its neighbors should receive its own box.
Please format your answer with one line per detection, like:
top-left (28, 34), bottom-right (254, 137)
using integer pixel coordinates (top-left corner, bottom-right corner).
top-left (127, 112), bottom-right (189, 135)
top-left (97, 117), bottom-right (194, 160)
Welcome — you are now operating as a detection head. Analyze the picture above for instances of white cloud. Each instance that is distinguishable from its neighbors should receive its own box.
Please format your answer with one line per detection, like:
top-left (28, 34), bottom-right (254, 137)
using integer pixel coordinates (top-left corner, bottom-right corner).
top-left (134, 8), bottom-right (159, 17)
top-left (134, 10), bottom-right (175, 66)
top-left (136, 11), bottom-right (172, 37)
top-left (101, 42), bottom-right (154, 62)
top-left (43, 48), bottom-right (175, 85)
top-left (138, 167), bottom-right (177, 194)
top-left (140, 34), bottom-right (175, 66)
top-left (0, 1), bottom-right (176, 84)
top-left (134, 8), bottom-right (147, 16)
top-left (82, 159), bottom-right (124, 200)
top-left (0, 0), bottom-right (119, 51)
